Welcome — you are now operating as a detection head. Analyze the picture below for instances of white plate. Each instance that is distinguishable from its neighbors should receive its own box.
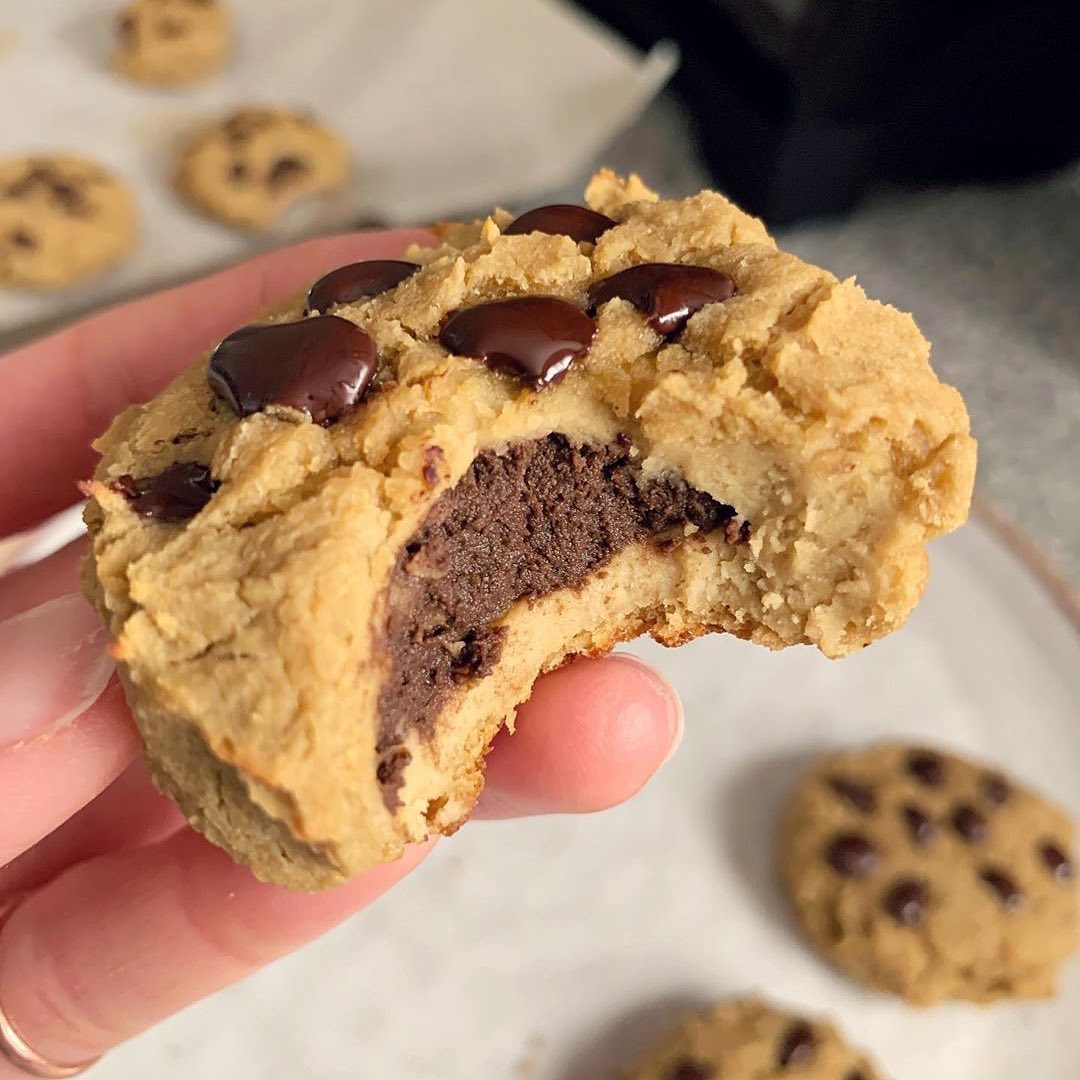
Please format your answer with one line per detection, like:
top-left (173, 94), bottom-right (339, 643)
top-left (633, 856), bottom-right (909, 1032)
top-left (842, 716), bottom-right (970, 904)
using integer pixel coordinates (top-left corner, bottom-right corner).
top-left (91, 514), bottom-right (1080, 1080)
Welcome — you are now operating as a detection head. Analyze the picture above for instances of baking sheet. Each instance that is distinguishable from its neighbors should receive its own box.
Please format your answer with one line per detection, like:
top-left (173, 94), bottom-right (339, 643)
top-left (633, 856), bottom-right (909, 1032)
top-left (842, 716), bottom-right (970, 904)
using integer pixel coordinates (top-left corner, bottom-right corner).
top-left (78, 516), bottom-right (1080, 1079)
top-left (0, 0), bottom-right (676, 336)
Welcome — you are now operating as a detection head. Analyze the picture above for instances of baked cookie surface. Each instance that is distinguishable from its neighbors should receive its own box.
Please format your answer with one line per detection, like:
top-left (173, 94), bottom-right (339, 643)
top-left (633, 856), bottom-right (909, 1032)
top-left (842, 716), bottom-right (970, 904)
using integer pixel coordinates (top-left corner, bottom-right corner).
top-left (82, 171), bottom-right (975, 889)
top-left (0, 155), bottom-right (136, 289)
top-left (175, 108), bottom-right (350, 230)
top-left (113, 0), bottom-right (231, 85)
top-left (624, 998), bottom-right (886, 1080)
top-left (780, 743), bottom-right (1078, 1004)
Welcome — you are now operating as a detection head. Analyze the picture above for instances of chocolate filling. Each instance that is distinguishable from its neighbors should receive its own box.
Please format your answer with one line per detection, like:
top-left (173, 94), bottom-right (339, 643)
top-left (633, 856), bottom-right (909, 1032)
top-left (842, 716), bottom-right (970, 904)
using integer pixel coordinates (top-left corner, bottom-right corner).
top-left (376, 433), bottom-right (737, 806)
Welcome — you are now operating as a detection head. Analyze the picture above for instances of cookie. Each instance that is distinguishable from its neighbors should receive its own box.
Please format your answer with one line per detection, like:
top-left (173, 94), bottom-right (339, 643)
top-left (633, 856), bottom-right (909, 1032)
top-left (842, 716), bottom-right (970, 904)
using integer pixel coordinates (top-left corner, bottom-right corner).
top-left (81, 170), bottom-right (975, 889)
top-left (624, 999), bottom-right (886, 1080)
top-left (0, 155), bottom-right (136, 289)
top-left (113, 0), bottom-right (231, 86)
top-left (175, 108), bottom-right (350, 230)
top-left (780, 743), bottom-right (1078, 1004)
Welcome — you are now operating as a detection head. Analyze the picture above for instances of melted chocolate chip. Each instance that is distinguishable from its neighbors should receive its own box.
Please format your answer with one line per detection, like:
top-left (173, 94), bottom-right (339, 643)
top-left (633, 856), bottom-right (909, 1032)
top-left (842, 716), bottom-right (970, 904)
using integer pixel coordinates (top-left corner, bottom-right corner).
top-left (951, 803), bottom-right (989, 844)
top-left (208, 315), bottom-right (377, 425)
top-left (113, 462), bottom-right (218, 522)
top-left (268, 155), bottom-right (308, 188)
top-left (667, 1062), bottom-right (713, 1080)
top-left (306, 259), bottom-right (420, 314)
top-left (503, 203), bottom-right (616, 244)
top-left (117, 12), bottom-right (137, 41)
top-left (159, 16), bottom-right (185, 37)
top-left (227, 161), bottom-right (248, 183)
top-left (846, 1072), bottom-right (868, 1080)
top-left (980, 773), bottom-right (1011, 806)
top-left (827, 776), bottom-right (876, 815)
top-left (376, 746), bottom-right (411, 807)
top-left (438, 296), bottom-right (595, 390)
top-left (906, 750), bottom-right (945, 788)
top-left (980, 867), bottom-right (1023, 910)
top-left (884, 878), bottom-right (929, 927)
top-left (1040, 843), bottom-right (1073, 883)
top-left (588, 263), bottom-right (735, 336)
top-left (8, 227), bottom-right (36, 249)
top-left (825, 834), bottom-right (880, 878)
top-left (777, 1021), bottom-right (816, 1068)
top-left (902, 803), bottom-right (936, 847)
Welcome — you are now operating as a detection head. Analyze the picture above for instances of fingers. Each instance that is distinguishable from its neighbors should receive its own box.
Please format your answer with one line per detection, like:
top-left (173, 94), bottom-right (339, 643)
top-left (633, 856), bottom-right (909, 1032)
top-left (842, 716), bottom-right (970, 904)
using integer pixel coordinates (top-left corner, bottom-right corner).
top-left (0, 228), bottom-right (433, 536)
top-left (474, 652), bottom-right (683, 820)
top-left (0, 761), bottom-right (183, 901)
top-left (0, 538), bottom-right (85, 623)
top-left (0, 595), bottom-right (134, 865)
top-left (0, 832), bottom-right (431, 1067)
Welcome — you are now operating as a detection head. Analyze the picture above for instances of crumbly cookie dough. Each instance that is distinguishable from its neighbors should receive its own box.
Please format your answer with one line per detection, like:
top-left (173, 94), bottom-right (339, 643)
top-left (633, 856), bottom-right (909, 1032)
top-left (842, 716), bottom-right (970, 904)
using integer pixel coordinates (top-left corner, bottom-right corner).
top-left (624, 999), bottom-right (886, 1080)
top-left (0, 155), bottom-right (136, 289)
top-left (82, 171), bottom-right (975, 889)
top-left (113, 0), bottom-right (231, 86)
top-left (175, 108), bottom-right (350, 230)
top-left (780, 743), bottom-right (1078, 1004)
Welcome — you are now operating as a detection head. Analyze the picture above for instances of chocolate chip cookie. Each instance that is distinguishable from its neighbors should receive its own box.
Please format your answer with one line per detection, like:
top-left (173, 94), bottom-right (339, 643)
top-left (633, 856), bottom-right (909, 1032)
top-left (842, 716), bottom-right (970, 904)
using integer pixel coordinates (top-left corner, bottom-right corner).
top-left (113, 0), bottom-right (231, 85)
top-left (0, 155), bottom-right (137, 289)
top-left (624, 999), bottom-right (886, 1080)
top-left (81, 170), bottom-right (976, 889)
top-left (175, 108), bottom-right (350, 230)
top-left (780, 744), bottom-right (1078, 1004)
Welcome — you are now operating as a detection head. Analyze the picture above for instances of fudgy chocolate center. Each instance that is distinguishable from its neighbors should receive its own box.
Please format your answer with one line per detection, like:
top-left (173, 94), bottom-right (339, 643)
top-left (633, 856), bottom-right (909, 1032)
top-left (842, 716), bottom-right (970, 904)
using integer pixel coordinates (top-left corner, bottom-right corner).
top-left (375, 434), bottom-right (737, 806)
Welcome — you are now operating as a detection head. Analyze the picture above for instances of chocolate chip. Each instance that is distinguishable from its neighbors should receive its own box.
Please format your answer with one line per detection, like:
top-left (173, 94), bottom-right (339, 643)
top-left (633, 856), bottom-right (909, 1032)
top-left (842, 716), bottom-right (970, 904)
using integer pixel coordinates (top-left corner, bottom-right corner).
top-left (267, 155), bottom-right (308, 189)
top-left (438, 296), bottom-right (595, 391)
top-left (159, 16), bottom-right (185, 37)
top-left (208, 315), bottom-right (378, 425)
top-left (980, 772), bottom-right (1010, 805)
top-left (980, 867), bottom-right (1023, 910)
top-left (777, 1021), bottom-right (816, 1068)
top-left (884, 878), bottom-right (928, 927)
top-left (227, 161), bottom-right (248, 183)
top-left (112, 462), bottom-right (218, 522)
top-left (422, 445), bottom-right (444, 489)
top-left (1040, 842), bottom-right (1073, 883)
top-left (846, 1072), bottom-right (868, 1080)
top-left (8, 227), bottom-right (36, 249)
top-left (375, 746), bottom-right (411, 808)
top-left (305, 259), bottom-right (420, 314)
top-left (666, 1061), bottom-right (713, 1080)
top-left (117, 12), bottom-right (137, 42)
top-left (503, 203), bottom-right (616, 244)
top-left (906, 750), bottom-right (945, 787)
top-left (588, 263), bottom-right (735, 336)
top-left (827, 776), bottom-right (876, 815)
top-left (951, 803), bottom-right (989, 844)
top-left (825, 833), bottom-right (879, 878)
top-left (901, 803), bottom-right (936, 846)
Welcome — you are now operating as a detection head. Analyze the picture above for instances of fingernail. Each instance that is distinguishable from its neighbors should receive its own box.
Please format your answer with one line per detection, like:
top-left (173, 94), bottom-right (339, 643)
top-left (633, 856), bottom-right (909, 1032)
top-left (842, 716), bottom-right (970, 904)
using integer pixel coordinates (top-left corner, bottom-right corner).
top-left (608, 652), bottom-right (685, 766)
top-left (0, 594), bottom-right (115, 749)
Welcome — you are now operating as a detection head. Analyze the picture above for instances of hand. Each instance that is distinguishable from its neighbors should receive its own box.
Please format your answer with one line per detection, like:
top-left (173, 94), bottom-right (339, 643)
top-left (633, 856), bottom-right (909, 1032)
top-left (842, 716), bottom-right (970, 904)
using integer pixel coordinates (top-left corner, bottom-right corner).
top-left (0, 231), bottom-right (684, 1074)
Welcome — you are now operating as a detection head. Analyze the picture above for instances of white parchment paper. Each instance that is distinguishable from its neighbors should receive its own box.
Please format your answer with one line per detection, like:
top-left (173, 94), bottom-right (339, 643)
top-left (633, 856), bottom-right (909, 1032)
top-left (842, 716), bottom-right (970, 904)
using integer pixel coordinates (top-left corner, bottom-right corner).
top-left (0, 0), bottom-right (676, 335)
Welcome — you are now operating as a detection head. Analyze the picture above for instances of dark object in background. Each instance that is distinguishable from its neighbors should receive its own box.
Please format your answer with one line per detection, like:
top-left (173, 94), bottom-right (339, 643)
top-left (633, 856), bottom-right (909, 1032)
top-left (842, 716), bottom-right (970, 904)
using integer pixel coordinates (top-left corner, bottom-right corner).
top-left (573, 0), bottom-right (1080, 224)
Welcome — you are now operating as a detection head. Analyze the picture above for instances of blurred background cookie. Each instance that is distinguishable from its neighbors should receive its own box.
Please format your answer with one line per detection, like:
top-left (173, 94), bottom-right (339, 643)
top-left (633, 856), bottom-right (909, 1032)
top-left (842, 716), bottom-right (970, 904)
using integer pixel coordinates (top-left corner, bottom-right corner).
top-left (624, 998), bottom-right (886, 1080)
top-left (780, 743), bottom-right (1078, 1004)
top-left (0, 154), bottom-right (136, 289)
top-left (174, 107), bottom-right (350, 230)
top-left (113, 0), bottom-right (232, 86)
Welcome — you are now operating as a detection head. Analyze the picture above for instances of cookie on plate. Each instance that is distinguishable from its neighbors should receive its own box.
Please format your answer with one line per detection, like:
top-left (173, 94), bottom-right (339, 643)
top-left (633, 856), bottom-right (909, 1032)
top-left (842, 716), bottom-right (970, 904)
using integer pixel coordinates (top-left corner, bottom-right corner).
top-left (81, 171), bottom-right (975, 889)
top-left (624, 998), bottom-right (886, 1080)
top-left (780, 743), bottom-right (1078, 1004)
top-left (175, 108), bottom-right (350, 230)
top-left (0, 155), bottom-right (136, 289)
top-left (113, 0), bottom-right (232, 86)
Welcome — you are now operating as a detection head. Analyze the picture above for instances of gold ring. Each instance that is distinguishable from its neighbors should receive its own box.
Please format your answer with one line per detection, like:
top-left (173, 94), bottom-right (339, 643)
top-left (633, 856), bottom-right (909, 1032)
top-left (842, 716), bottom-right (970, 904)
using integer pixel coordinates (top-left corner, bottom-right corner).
top-left (0, 897), bottom-right (102, 1077)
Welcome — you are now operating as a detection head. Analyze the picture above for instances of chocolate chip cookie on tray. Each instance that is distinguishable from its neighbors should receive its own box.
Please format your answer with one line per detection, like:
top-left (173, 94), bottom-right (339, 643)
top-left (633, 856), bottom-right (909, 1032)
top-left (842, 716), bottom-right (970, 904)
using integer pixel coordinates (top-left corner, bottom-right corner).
top-left (81, 169), bottom-right (976, 890)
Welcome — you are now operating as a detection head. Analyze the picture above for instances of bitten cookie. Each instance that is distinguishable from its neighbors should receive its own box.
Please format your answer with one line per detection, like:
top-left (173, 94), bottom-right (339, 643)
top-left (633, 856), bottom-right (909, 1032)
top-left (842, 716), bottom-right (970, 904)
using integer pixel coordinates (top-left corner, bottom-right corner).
top-left (0, 155), bottom-right (136, 289)
top-left (624, 999), bottom-right (886, 1080)
top-left (175, 108), bottom-right (350, 230)
top-left (780, 744), bottom-right (1078, 1004)
top-left (113, 0), bottom-right (231, 86)
top-left (82, 171), bottom-right (975, 889)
